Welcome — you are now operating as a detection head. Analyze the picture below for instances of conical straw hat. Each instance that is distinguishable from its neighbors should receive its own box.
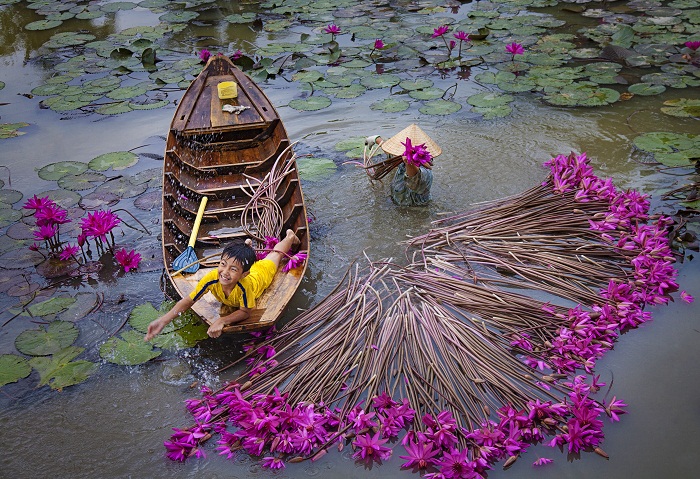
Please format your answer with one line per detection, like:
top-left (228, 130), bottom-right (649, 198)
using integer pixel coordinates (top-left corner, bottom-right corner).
top-left (380, 124), bottom-right (442, 158)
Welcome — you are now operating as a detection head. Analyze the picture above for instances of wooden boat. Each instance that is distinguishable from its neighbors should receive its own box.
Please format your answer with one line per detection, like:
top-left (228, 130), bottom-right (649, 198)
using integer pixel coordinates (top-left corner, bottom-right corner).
top-left (161, 55), bottom-right (309, 333)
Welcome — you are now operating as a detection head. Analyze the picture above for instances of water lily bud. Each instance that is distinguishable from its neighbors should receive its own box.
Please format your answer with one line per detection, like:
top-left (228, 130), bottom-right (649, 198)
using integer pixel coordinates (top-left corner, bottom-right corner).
top-left (311, 449), bottom-right (328, 462)
top-left (503, 455), bottom-right (519, 469)
top-left (289, 456), bottom-right (305, 463)
top-left (594, 447), bottom-right (609, 459)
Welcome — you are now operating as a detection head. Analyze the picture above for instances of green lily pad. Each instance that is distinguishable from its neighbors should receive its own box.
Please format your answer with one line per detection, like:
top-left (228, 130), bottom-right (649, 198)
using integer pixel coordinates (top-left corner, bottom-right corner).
top-left (370, 98), bottom-right (411, 113)
top-left (0, 188), bottom-right (22, 204)
top-left (159, 10), bottom-right (198, 23)
top-left (106, 83), bottom-right (152, 101)
top-left (0, 354), bottom-right (32, 387)
top-left (41, 188), bottom-right (81, 208)
top-left (26, 297), bottom-right (77, 318)
top-left (420, 99), bottom-right (463, 115)
top-left (129, 99), bottom-right (170, 110)
top-left (328, 84), bottom-right (366, 99)
top-left (37, 161), bottom-right (88, 181)
top-left (654, 152), bottom-right (696, 167)
top-left (93, 176), bottom-right (147, 198)
top-left (633, 132), bottom-right (696, 154)
top-left (628, 83), bottom-right (667, 96)
top-left (96, 101), bottom-right (133, 115)
top-left (57, 292), bottom-right (100, 322)
top-left (100, 1), bottom-right (137, 13)
top-left (467, 92), bottom-right (514, 107)
top-left (297, 157), bottom-right (338, 181)
top-left (29, 346), bottom-right (97, 390)
top-left (224, 12), bottom-right (257, 23)
top-left (472, 104), bottom-right (513, 119)
top-left (0, 81), bottom-right (4, 90)
top-left (334, 137), bottom-right (366, 152)
top-left (128, 301), bottom-right (194, 334)
top-left (88, 151), bottom-right (139, 171)
top-left (288, 96), bottom-right (332, 111)
top-left (408, 87), bottom-right (445, 101)
top-left (660, 98), bottom-right (700, 118)
top-left (399, 79), bottom-right (434, 91)
top-left (99, 330), bottom-right (161, 365)
top-left (0, 122), bottom-right (30, 139)
top-left (15, 320), bottom-right (79, 356)
top-left (152, 321), bottom-right (210, 350)
top-left (58, 172), bottom-right (107, 191)
top-left (0, 247), bottom-right (44, 268)
top-left (360, 74), bottom-right (401, 89)
top-left (25, 19), bottom-right (63, 31)
top-left (134, 190), bottom-right (161, 211)
top-left (0, 208), bottom-right (22, 228)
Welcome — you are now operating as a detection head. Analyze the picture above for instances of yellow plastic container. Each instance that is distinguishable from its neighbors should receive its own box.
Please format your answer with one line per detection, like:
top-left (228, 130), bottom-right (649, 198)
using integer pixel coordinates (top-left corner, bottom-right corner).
top-left (217, 81), bottom-right (238, 99)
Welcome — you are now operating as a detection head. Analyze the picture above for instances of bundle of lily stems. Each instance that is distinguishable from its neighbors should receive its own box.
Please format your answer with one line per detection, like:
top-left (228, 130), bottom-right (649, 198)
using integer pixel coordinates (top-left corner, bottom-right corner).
top-left (166, 152), bottom-right (686, 475)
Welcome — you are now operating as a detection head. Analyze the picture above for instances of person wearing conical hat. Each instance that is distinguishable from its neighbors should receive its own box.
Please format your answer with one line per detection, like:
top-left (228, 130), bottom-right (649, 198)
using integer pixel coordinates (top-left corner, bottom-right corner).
top-left (375, 124), bottom-right (442, 206)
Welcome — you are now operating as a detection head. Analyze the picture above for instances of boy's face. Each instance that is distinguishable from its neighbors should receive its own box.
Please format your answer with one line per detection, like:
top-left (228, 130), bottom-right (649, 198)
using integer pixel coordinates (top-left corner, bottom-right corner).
top-left (218, 255), bottom-right (249, 287)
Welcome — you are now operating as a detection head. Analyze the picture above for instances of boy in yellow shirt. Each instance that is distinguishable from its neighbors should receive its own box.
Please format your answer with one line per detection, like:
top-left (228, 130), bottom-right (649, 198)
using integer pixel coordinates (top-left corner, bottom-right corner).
top-left (145, 229), bottom-right (299, 340)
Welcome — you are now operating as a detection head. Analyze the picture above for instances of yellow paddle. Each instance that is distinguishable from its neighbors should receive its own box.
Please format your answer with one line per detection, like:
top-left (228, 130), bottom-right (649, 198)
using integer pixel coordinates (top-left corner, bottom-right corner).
top-left (172, 196), bottom-right (208, 274)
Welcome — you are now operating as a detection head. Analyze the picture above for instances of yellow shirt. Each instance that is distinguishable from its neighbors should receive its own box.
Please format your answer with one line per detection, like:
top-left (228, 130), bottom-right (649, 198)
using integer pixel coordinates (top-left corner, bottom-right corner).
top-left (189, 259), bottom-right (277, 308)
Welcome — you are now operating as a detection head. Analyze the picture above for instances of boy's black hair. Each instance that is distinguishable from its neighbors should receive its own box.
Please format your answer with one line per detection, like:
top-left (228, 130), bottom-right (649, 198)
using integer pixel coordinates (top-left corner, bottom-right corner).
top-left (221, 238), bottom-right (257, 272)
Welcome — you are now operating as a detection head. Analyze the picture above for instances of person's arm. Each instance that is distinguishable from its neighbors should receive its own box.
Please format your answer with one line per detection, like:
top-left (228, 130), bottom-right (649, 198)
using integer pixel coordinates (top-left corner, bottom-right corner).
top-left (144, 296), bottom-right (195, 341)
top-left (207, 306), bottom-right (252, 338)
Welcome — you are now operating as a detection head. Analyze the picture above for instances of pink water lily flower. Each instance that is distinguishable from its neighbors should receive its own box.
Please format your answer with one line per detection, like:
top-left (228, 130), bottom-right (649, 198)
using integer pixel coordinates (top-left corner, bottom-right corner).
top-left (533, 457), bottom-right (553, 466)
top-left (432, 25), bottom-right (449, 38)
top-left (374, 39), bottom-right (385, 50)
top-left (324, 23), bottom-right (341, 35)
top-left (231, 49), bottom-right (243, 60)
top-left (23, 194), bottom-right (55, 211)
top-left (80, 210), bottom-right (121, 241)
top-left (680, 290), bottom-right (694, 303)
top-left (685, 41), bottom-right (700, 51)
top-left (34, 223), bottom-right (57, 241)
top-left (352, 431), bottom-right (392, 461)
top-left (59, 244), bottom-right (80, 261)
top-left (454, 31), bottom-right (469, 42)
top-left (506, 42), bottom-right (524, 55)
top-left (282, 251), bottom-right (307, 272)
top-left (199, 49), bottom-right (211, 62)
top-left (261, 456), bottom-right (285, 469)
top-left (115, 248), bottom-right (141, 272)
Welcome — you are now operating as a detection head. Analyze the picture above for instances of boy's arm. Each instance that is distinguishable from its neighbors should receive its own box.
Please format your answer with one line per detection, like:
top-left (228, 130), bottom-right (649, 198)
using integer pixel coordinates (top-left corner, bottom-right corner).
top-left (144, 296), bottom-right (195, 341)
top-left (207, 307), bottom-right (251, 338)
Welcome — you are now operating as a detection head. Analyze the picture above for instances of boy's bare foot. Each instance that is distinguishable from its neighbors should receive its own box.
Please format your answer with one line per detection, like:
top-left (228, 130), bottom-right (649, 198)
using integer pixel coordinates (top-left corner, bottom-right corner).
top-left (285, 229), bottom-right (300, 246)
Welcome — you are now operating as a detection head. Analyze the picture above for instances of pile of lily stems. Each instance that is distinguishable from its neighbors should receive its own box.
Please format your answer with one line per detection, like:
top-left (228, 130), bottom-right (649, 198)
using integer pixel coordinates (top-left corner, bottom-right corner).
top-left (223, 175), bottom-right (652, 442)
top-left (241, 142), bottom-right (298, 243)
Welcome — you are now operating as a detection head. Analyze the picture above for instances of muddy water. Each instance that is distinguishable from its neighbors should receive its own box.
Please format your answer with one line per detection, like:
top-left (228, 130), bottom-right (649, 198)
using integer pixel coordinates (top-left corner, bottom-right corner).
top-left (0, 2), bottom-right (698, 479)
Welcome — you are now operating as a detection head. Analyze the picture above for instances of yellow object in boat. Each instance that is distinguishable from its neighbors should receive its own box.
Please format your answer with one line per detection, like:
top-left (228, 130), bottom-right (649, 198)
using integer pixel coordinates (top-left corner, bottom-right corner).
top-left (217, 81), bottom-right (238, 99)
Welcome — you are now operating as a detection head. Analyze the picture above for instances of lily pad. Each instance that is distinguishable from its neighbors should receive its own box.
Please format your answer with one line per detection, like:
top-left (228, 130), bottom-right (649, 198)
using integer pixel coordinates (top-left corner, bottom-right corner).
top-left (159, 10), bottom-right (198, 23)
top-left (25, 19), bottom-right (63, 31)
top-left (628, 83), bottom-right (666, 96)
top-left (128, 301), bottom-right (194, 334)
top-left (57, 292), bottom-right (100, 322)
top-left (472, 104), bottom-right (513, 119)
top-left (0, 248), bottom-right (44, 269)
top-left (15, 320), bottom-right (79, 356)
top-left (370, 98), bottom-right (411, 113)
top-left (99, 330), bottom-right (161, 365)
top-left (42, 188), bottom-right (81, 208)
top-left (152, 321), bottom-right (210, 350)
top-left (288, 96), bottom-right (332, 111)
top-left (633, 132), bottom-right (696, 153)
top-left (328, 84), bottom-right (366, 99)
top-left (297, 157), bottom-right (338, 181)
top-left (79, 191), bottom-right (120, 209)
top-left (420, 99), bottom-right (463, 115)
top-left (653, 152), bottom-right (697, 167)
top-left (26, 297), bottom-right (77, 319)
top-left (0, 354), bottom-right (32, 387)
top-left (38, 161), bottom-right (89, 181)
top-left (134, 190), bottom-right (161, 211)
top-left (0, 208), bottom-right (22, 228)
top-left (0, 122), bottom-right (30, 139)
top-left (0, 188), bottom-right (22, 204)
top-left (408, 87), bottom-right (445, 101)
top-left (360, 74), bottom-right (401, 89)
top-left (93, 176), bottom-right (147, 198)
top-left (88, 151), bottom-right (139, 171)
top-left (29, 346), bottom-right (97, 390)
top-left (334, 137), bottom-right (366, 152)
top-left (399, 79), bottom-right (434, 91)
top-left (58, 172), bottom-right (107, 191)
top-left (467, 92), bottom-right (515, 108)
top-left (660, 98), bottom-right (700, 118)
top-left (96, 101), bottom-right (133, 115)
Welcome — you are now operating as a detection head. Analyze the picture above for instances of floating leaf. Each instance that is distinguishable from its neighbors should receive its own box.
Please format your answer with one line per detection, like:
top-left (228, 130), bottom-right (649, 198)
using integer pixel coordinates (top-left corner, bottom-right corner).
top-left (297, 157), bottom-right (338, 181)
top-left (27, 297), bottom-right (77, 319)
top-left (360, 74), bottom-right (401, 89)
top-left (409, 87), bottom-right (445, 101)
top-left (99, 330), bottom-right (161, 365)
top-left (633, 132), bottom-right (696, 154)
top-left (654, 152), bottom-right (696, 167)
top-left (80, 191), bottom-right (120, 209)
top-left (0, 208), bottom-right (22, 228)
top-left (15, 321), bottom-right (79, 356)
top-left (327, 84), bottom-right (366, 99)
top-left (370, 98), bottom-right (411, 113)
top-left (152, 321), bottom-right (210, 350)
top-left (472, 104), bottom-right (513, 119)
top-left (0, 355), bottom-right (32, 387)
top-left (58, 172), bottom-right (107, 191)
top-left (38, 161), bottom-right (88, 181)
top-left (467, 92), bottom-right (514, 108)
top-left (420, 99), bottom-right (463, 115)
top-left (159, 10), bottom-right (198, 23)
top-left (88, 151), bottom-right (139, 171)
top-left (41, 188), bottom-right (81, 208)
top-left (0, 248), bottom-right (44, 269)
top-left (0, 188), bottom-right (22, 204)
top-left (96, 101), bottom-right (133, 115)
top-left (128, 301), bottom-right (193, 334)
top-left (93, 176), bottom-right (147, 198)
top-left (334, 137), bottom-right (366, 152)
top-left (660, 98), bottom-right (700, 118)
top-left (29, 346), bottom-right (97, 390)
top-left (288, 96), bottom-right (332, 111)
top-left (628, 83), bottom-right (666, 96)
top-left (134, 190), bottom-right (161, 211)
top-left (0, 122), bottom-right (30, 139)
top-left (399, 79), bottom-right (434, 91)
top-left (25, 20), bottom-right (63, 31)
top-left (57, 292), bottom-right (100, 322)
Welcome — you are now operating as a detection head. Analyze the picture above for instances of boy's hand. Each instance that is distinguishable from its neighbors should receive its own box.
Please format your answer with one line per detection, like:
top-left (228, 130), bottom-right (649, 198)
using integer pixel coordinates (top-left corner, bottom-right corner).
top-left (145, 319), bottom-right (165, 341)
top-left (207, 319), bottom-right (225, 338)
